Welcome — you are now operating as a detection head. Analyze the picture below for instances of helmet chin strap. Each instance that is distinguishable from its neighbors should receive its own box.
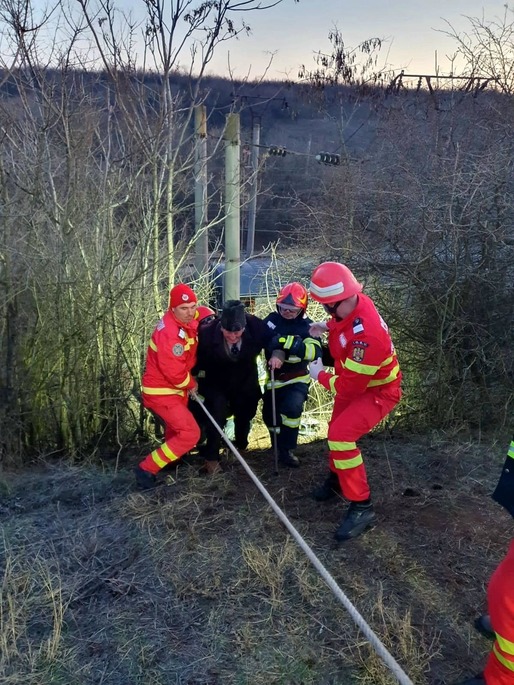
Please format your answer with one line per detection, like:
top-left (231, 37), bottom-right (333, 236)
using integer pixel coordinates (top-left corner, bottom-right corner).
top-left (323, 301), bottom-right (342, 317)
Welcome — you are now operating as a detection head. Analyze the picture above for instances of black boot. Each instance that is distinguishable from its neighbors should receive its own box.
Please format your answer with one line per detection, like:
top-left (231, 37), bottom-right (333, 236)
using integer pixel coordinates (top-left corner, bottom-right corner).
top-left (453, 674), bottom-right (485, 685)
top-left (134, 465), bottom-right (157, 490)
top-left (475, 615), bottom-right (494, 640)
top-left (278, 451), bottom-right (300, 468)
top-left (334, 501), bottom-right (377, 541)
top-left (311, 471), bottom-right (341, 501)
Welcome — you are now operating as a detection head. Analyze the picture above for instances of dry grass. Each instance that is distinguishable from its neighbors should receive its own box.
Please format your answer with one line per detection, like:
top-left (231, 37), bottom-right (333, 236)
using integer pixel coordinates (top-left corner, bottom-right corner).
top-left (0, 431), bottom-right (509, 684)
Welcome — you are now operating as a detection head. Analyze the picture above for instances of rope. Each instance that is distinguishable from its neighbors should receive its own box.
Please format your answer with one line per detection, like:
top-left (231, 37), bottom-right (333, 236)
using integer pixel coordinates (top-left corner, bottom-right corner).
top-left (192, 392), bottom-right (415, 685)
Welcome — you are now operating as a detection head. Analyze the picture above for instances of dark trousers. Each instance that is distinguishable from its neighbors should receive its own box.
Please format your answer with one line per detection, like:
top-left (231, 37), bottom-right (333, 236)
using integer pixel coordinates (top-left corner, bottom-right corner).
top-left (262, 382), bottom-right (309, 456)
top-left (192, 386), bottom-right (261, 461)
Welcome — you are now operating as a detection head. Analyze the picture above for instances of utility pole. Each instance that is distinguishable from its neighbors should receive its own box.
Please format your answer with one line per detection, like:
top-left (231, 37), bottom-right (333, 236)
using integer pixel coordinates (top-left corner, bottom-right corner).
top-left (194, 105), bottom-right (208, 281)
top-left (224, 112), bottom-right (240, 301)
top-left (246, 115), bottom-right (260, 257)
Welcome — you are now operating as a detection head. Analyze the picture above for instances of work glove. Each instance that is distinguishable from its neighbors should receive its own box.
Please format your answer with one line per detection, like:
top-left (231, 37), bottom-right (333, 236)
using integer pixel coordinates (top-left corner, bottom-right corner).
top-left (271, 334), bottom-right (305, 358)
top-left (309, 321), bottom-right (328, 338)
top-left (309, 358), bottom-right (325, 381)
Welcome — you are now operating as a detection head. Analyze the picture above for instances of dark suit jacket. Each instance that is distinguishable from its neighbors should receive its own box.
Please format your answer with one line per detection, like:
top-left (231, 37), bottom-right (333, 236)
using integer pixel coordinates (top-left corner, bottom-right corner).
top-left (195, 313), bottom-right (267, 403)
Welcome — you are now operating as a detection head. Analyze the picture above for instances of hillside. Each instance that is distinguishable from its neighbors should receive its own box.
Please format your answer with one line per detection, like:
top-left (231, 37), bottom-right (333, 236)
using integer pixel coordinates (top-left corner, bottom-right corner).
top-left (0, 430), bottom-right (511, 684)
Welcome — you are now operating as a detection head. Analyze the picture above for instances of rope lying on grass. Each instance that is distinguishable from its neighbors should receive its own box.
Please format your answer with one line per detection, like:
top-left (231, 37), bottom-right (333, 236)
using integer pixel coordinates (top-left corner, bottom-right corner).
top-left (192, 392), bottom-right (415, 685)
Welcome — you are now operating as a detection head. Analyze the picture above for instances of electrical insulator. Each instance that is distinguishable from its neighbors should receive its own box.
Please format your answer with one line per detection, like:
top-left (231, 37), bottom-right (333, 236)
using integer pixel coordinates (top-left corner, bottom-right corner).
top-left (268, 146), bottom-right (287, 157)
top-left (316, 152), bottom-right (341, 166)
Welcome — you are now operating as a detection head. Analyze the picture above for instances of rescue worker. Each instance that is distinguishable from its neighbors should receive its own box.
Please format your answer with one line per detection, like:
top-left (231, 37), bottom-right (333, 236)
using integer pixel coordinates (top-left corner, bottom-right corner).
top-left (308, 261), bottom-right (402, 541)
top-left (196, 304), bottom-right (217, 327)
top-left (193, 299), bottom-right (268, 475)
top-left (457, 437), bottom-right (514, 685)
top-left (262, 282), bottom-right (322, 467)
top-left (134, 284), bottom-right (200, 489)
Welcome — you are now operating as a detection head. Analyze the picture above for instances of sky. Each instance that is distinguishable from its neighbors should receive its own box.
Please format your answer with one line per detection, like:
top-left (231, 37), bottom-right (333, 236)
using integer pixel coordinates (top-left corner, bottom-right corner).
top-left (201, 0), bottom-right (507, 81)
top-left (23, 1), bottom-right (509, 81)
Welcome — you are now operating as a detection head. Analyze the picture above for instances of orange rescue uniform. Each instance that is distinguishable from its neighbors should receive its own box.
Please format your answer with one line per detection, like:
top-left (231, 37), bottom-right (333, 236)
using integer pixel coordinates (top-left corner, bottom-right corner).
top-left (317, 293), bottom-right (402, 501)
top-left (139, 310), bottom-right (200, 475)
top-left (484, 540), bottom-right (514, 684)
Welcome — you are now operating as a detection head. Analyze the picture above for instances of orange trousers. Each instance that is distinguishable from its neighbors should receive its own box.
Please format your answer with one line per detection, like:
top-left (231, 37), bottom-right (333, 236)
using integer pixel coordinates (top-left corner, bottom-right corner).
top-left (139, 394), bottom-right (201, 475)
top-left (484, 541), bottom-right (514, 685)
top-left (327, 384), bottom-right (401, 501)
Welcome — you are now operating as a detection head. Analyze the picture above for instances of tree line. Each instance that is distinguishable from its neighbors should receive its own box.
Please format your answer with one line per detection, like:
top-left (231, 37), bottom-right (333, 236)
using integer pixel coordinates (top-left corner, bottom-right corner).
top-left (0, 1), bottom-right (513, 463)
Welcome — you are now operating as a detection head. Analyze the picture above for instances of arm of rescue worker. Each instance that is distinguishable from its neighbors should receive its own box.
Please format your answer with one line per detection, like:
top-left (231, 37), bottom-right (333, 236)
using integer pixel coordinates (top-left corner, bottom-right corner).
top-left (317, 334), bottom-right (387, 402)
top-left (154, 327), bottom-right (197, 391)
top-left (271, 334), bottom-right (322, 362)
top-left (309, 321), bottom-right (328, 338)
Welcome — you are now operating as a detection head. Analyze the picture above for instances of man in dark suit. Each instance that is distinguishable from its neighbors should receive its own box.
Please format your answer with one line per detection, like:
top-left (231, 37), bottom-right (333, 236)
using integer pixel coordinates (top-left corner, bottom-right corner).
top-left (192, 300), bottom-right (267, 474)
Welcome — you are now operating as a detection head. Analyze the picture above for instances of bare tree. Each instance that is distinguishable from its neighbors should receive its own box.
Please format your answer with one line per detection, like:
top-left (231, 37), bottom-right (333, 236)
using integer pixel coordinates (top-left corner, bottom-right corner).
top-left (0, 0), bottom-right (299, 461)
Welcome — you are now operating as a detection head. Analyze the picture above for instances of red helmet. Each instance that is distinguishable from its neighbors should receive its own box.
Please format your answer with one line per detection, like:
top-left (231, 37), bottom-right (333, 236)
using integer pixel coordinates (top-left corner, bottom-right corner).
top-left (196, 305), bottom-right (216, 324)
top-left (276, 282), bottom-right (308, 311)
top-left (309, 262), bottom-right (362, 304)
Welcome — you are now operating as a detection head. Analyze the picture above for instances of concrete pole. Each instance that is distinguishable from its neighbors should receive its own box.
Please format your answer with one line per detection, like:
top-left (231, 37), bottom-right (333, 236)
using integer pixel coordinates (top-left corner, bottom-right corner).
top-left (224, 113), bottom-right (240, 301)
top-left (194, 105), bottom-right (208, 279)
top-left (246, 116), bottom-right (260, 257)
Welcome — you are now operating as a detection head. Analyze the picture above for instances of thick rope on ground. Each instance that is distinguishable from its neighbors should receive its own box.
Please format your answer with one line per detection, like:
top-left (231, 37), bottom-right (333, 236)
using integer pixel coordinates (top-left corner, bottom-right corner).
top-left (192, 393), bottom-right (415, 685)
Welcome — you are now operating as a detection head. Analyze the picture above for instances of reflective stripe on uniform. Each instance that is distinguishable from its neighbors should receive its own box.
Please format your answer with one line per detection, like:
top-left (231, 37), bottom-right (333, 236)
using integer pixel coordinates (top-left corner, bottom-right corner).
top-left (493, 645), bottom-right (514, 672)
top-left (368, 363), bottom-right (401, 387)
top-left (305, 338), bottom-right (322, 361)
top-left (496, 633), bottom-right (514, 656)
top-left (508, 441), bottom-right (514, 460)
top-left (142, 386), bottom-right (186, 396)
top-left (176, 373), bottom-right (191, 389)
top-left (281, 415), bottom-right (301, 429)
top-left (333, 454), bottom-right (364, 470)
top-left (150, 450), bottom-right (167, 468)
top-left (265, 373), bottom-right (310, 390)
top-left (344, 358), bottom-right (380, 375)
top-left (184, 336), bottom-right (195, 351)
top-left (328, 440), bottom-right (357, 452)
top-left (149, 339), bottom-right (158, 352)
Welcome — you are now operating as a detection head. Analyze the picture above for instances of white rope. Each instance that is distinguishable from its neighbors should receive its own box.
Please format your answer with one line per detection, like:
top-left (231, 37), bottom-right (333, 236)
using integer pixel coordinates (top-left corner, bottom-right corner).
top-left (192, 393), bottom-right (415, 685)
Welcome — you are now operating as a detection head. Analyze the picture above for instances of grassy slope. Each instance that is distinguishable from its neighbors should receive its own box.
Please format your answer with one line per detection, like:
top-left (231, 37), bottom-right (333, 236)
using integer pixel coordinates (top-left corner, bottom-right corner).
top-left (0, 430), bottom-right (511, 685)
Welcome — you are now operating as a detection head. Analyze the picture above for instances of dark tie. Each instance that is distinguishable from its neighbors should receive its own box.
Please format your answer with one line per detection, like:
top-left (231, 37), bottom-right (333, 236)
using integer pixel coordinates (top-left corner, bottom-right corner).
top-left (231, 343), bottom-right (239, 357)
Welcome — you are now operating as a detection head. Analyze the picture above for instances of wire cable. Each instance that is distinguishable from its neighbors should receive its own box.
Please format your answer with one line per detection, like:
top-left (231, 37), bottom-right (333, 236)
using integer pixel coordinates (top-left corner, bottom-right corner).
top-left (191, 392), bottom-right (415, 685)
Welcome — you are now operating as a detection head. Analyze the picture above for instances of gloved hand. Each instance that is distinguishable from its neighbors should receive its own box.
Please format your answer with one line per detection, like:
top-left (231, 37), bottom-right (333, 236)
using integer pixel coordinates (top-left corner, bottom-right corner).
top-left (271, 334), bottom-right (305, 358)
top-left (309, 321), bottom-right (328, 338)
top-left (309, 358), bottom-right (325, 381)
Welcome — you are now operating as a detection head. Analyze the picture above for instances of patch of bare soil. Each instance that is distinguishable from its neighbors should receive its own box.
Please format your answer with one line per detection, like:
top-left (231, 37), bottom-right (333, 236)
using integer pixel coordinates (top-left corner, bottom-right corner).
top-left (0, 431), bottom-right (511, 685)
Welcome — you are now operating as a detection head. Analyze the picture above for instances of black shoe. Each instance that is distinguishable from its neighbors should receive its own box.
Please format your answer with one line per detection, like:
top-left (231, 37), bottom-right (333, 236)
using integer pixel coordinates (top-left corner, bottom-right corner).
top-left (278, 451), bottom-right (300, 468)
top-left (334, 502), bottom-right (377, 541)
top-left (453, 674), bottom-right (485, 685)
top-left (312, 472), bottom-right (341, 501)
top-left (475, 615), bottom-right (494, 640)
top-left (134, 466), bottom-right (157, 490)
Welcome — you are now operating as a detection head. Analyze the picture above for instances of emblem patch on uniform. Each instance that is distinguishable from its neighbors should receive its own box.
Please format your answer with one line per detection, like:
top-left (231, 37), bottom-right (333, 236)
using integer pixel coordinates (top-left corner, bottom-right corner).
top-left (339, 333), bottom-right (347, 347)
top-left (267, 321), bottom-right (276, 330)
top-left (352, 318), bottom-right (364, 334)
top-left (352, 346), bottom-right (366, 362)
top-left (156, 319), bottom-right (165, 331)
top-left (173, 343), bottom-right (184, 356)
